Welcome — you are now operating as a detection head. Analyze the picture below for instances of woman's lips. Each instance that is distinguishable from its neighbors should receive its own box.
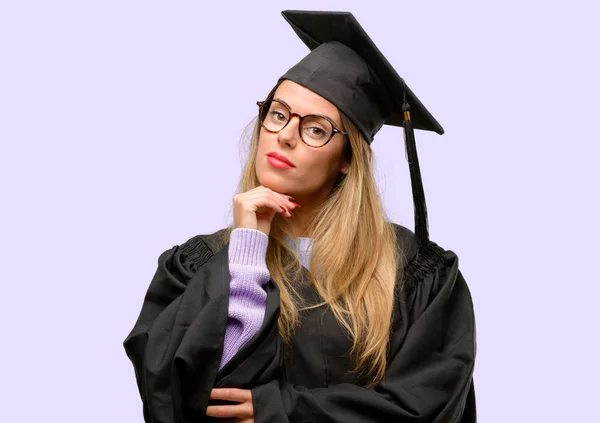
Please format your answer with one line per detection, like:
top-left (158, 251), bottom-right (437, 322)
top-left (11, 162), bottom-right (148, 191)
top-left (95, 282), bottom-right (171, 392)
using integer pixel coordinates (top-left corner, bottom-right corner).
top-left (267, 156), bottom-right (294, 169)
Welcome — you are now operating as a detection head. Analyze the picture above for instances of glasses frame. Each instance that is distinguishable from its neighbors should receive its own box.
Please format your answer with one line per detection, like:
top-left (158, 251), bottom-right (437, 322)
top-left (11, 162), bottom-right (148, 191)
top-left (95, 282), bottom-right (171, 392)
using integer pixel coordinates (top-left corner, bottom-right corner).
top-left (257, 99), bottom-right (348, 148)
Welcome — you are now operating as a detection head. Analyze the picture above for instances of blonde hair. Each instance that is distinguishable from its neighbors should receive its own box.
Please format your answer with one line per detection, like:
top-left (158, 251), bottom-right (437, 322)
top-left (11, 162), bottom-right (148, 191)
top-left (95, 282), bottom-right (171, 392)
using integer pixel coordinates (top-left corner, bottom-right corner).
top-left (223, 87), bottom-right (403, 384)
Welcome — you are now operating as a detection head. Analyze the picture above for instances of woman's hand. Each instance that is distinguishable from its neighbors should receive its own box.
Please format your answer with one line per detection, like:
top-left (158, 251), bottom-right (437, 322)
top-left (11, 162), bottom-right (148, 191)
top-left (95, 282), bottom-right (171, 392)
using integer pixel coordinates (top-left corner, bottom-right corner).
top-left (233, 185), bottom-right (300, 236)
top-left (207, 388), bottom-right (254, 422)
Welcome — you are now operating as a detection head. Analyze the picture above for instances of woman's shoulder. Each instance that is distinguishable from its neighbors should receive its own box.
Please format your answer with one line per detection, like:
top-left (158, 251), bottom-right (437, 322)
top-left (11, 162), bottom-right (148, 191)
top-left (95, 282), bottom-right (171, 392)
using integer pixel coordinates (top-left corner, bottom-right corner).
top-left (389, 222), bottom-right (472, 323)
top-left (176, 227), bottom-right (232, 270)
top-left (388, 221), bottom-right (453, 286)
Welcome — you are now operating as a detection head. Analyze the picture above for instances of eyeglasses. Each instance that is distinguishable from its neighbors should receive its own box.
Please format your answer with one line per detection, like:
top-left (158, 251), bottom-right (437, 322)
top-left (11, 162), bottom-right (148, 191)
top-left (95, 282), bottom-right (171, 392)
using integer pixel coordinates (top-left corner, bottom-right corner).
top-left (256, 99), bottom-right (347, 148)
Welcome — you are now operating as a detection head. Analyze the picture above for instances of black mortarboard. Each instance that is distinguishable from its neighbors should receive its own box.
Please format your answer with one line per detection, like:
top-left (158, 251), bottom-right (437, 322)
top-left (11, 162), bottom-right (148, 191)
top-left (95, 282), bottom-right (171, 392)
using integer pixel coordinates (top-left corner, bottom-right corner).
top-left (278, 10), bottom-right (443, 247)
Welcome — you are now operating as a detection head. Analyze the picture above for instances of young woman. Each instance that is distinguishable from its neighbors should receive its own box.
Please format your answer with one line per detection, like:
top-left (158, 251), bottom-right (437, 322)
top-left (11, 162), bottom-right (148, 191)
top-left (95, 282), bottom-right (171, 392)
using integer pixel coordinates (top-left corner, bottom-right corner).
top-left (123, 10), bottom-right (476, 423)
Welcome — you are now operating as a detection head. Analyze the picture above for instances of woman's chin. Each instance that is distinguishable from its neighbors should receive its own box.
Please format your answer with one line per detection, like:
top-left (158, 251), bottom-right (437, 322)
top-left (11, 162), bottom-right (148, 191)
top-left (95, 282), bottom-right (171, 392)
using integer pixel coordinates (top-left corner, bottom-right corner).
top-left (257, 175), bottom-right (293, 195)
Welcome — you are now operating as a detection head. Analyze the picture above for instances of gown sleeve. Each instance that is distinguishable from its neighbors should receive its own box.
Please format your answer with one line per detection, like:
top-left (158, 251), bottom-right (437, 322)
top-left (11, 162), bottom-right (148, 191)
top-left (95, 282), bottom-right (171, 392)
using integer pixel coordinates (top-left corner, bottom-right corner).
top-left (122, 235), bottom-right (217, 423)
top-left (250, 244), bottom-right (477, 423)
top-left (123, 232), bottom-right (284, 423)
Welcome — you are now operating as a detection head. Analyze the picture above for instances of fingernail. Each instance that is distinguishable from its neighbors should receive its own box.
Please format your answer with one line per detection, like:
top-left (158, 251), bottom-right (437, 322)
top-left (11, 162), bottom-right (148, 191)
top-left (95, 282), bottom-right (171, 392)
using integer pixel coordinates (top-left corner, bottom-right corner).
top-left (280, 206), bottom-right (286, 212)
top-left (291, 202), bottom-right (301, 208)
top-left (287, 195), bottom-right (295, 200)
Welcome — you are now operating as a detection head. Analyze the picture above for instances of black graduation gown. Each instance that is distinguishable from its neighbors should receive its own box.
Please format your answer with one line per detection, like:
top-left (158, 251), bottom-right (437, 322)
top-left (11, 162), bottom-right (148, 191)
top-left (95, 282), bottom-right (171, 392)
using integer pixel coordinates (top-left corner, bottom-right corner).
top-left (123, 223), bottom-right (477, 423)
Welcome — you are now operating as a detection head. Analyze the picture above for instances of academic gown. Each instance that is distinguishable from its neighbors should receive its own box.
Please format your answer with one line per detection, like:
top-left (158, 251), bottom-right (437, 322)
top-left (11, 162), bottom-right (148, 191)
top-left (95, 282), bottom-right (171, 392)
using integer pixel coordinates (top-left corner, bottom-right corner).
top-left (123, 223), bottom-right (477, 423)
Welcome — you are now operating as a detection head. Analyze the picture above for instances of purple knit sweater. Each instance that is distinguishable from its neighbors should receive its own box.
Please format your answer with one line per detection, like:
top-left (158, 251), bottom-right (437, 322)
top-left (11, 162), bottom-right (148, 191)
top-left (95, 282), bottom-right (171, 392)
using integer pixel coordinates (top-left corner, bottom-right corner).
top-left (219, 228), bottom-right (313, 370)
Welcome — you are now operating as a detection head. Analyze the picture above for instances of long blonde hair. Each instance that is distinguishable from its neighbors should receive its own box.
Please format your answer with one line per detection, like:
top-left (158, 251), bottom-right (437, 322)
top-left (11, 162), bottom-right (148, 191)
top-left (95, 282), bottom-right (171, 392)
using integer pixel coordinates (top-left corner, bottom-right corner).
top-left (223, 87), bottom-right (403, 385)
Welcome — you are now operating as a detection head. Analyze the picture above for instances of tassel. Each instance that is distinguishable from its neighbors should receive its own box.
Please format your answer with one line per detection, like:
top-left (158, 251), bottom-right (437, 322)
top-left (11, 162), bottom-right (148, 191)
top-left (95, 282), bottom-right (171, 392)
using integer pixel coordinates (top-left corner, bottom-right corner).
top-left (402, 99), bottom-right (429, 248)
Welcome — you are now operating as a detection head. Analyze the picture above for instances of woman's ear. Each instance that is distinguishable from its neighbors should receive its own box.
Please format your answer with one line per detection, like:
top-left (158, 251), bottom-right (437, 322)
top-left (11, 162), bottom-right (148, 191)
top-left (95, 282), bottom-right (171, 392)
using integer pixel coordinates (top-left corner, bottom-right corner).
top-left (340, 161), bottom-right (350, 175)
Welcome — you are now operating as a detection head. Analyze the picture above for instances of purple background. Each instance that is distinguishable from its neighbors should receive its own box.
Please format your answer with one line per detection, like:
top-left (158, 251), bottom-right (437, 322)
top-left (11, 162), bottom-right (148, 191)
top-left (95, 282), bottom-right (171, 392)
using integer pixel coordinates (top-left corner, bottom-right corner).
top-left (2, 1), bottom-right (599, 421)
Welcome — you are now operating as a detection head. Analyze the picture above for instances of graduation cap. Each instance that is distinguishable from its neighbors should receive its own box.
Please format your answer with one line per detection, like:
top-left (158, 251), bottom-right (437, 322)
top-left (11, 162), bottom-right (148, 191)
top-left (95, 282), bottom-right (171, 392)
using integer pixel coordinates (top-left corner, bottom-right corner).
top-left (278, 10), bottom-right (443, 248)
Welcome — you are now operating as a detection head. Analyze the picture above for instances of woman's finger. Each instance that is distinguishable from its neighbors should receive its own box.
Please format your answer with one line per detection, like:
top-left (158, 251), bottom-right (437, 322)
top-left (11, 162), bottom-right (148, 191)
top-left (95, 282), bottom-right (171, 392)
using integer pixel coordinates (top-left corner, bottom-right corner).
top-left (206, 403), bottom-right (252, 418)
top-left (206, 389), bottom-right (254, 418)
top-left (241, 191), bottom-right (293, 216)
top-left (258, 190), bottom-right (298, 215)
top-left (257, 197), bottom-right (292, 217)
top-left (270, 191), bottom-right (300, 213)
top-left (234, 193), bottom-right (280, 215)
top-left (266, 190), bottom-right (296, 216)
top-left (210, 388), bottom-right (252, 402)
top-left (206, 402), bottom-right (253, 418)
top-left (254, 186), bottom-right (299, 210)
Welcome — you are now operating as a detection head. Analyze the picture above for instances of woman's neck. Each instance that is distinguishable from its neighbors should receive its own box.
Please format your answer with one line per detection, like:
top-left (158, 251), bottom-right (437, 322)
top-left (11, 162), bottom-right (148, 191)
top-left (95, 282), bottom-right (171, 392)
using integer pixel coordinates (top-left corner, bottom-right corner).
top-left (286, 183), bottom-right (335, 238)
top-left (287, 198), bottom-right (316, 238)
top-left (289, 220), bottom-right (311, 238)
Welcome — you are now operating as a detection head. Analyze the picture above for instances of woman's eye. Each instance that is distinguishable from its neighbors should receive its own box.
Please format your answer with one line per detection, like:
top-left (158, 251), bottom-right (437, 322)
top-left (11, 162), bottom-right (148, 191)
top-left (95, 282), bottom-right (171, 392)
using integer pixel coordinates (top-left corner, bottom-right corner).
top-left (269, 111), bottom-right (286, 121)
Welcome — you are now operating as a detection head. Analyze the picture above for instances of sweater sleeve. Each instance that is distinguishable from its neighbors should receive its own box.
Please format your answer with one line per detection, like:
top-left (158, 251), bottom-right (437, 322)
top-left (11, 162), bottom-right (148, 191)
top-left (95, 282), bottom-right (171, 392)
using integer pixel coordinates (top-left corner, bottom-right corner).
top-left (219, 228), bottom-right (271, 370)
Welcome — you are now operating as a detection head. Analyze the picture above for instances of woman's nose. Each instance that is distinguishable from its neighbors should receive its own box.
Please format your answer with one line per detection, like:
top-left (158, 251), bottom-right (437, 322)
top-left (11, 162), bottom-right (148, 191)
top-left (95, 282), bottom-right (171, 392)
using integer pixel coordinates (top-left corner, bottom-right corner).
top-left (277, 116), bottom-right (301, 147)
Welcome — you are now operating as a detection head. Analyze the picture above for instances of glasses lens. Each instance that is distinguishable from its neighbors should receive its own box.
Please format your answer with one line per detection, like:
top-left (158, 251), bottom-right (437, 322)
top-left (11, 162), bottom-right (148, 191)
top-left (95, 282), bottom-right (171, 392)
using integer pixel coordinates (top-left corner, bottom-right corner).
top-left (301, 115), bottom-right (333, 147)
top-left (260, 100), bottom-right (290, 132)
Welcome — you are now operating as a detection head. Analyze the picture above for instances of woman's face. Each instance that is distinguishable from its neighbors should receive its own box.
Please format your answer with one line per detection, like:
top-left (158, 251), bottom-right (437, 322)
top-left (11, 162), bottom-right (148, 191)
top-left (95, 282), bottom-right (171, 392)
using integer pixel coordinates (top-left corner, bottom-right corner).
top-left (255, 80), bottom-right (350, 199)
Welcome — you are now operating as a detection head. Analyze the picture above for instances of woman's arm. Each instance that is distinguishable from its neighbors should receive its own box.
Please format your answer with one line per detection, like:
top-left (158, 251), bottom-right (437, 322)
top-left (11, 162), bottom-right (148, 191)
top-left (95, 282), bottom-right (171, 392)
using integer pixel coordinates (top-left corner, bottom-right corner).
top-left (220, 228), bottom-right (270, 369)
top-left (122, 230), bottom-right (277, 423)
top-left (251, 249), bottom-right (476, 423)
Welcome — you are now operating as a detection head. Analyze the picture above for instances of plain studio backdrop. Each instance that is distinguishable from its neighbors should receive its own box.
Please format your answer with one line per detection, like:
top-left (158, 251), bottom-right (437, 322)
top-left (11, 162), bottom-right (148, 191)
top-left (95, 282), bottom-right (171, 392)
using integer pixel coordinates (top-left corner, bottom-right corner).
top-left (1, 1), bottom-right (598, 421)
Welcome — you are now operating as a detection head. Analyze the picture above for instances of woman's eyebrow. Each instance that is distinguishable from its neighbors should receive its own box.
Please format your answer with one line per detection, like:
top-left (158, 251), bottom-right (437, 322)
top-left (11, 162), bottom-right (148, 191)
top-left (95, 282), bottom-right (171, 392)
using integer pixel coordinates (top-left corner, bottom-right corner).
top-left (274, 97), bottom-right (339, 125)
top-left (273, 97), bottom-right (292, 110)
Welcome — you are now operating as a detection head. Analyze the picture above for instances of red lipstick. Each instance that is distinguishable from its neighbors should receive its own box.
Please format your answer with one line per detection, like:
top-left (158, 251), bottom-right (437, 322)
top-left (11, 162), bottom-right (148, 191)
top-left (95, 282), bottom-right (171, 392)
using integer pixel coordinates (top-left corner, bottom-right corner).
top-left (267, 152), bottom-right (295, 169)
